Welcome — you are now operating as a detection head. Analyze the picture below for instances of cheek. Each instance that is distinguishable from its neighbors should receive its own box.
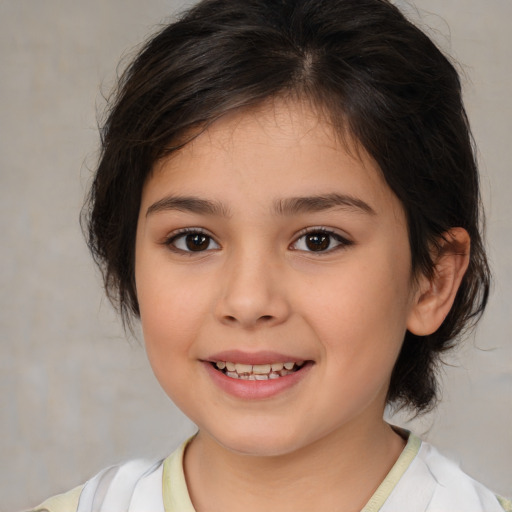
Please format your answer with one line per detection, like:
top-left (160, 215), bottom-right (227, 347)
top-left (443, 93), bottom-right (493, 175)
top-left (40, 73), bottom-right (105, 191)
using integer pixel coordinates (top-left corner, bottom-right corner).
top-left (302, 248), bottom-right (412, 360)
top-left (135, 252), bottom-right (218, 378)
top-left (138, 279), bottom-right (198, 350)
top-left (137, 275), bottom-right (200, 405)
top-left (308, 256), bottom-right (411, 327)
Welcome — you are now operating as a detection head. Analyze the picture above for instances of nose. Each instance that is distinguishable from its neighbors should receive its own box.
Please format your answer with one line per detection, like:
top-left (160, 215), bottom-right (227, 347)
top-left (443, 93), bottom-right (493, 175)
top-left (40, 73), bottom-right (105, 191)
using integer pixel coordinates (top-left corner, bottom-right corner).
top-left (215, 250), bottom-right (291, 329)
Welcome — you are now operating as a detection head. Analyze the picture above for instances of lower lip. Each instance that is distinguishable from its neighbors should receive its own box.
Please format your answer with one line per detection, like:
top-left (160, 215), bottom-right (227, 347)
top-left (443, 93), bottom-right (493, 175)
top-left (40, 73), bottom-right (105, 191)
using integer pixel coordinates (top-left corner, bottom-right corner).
top-left (203, 362), bottom-right (312, 400)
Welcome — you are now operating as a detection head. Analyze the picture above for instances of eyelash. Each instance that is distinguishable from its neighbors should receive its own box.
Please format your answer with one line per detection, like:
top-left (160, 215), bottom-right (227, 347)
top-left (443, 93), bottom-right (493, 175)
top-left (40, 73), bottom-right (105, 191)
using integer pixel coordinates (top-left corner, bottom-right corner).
top-left (163, 227), bottom-right (353, 255)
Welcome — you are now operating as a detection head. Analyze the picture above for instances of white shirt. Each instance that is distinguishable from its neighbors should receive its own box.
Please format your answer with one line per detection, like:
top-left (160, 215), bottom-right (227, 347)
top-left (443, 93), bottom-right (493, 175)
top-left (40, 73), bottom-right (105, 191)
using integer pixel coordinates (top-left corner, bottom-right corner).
top-left (33, 433), bottom-right (511, 512)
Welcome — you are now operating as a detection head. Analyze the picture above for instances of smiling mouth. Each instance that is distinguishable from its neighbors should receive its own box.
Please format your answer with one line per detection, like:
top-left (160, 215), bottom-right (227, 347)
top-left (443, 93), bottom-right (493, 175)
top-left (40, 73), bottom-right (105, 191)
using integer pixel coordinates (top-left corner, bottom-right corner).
top-left (211, 361), bottom-right (306, 380)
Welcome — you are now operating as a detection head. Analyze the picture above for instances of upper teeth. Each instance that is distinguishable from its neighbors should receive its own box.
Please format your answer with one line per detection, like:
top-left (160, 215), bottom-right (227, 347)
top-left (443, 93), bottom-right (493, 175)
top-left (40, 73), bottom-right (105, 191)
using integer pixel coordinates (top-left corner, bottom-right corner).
top-left (215, 360), bottom-right (304, 379)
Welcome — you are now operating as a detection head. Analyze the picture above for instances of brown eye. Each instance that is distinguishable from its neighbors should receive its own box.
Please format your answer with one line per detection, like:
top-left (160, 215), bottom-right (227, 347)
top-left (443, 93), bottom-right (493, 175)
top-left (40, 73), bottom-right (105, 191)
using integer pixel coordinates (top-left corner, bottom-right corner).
top-left (305, 233), bottom-right (330, 251)
top-left (291, 229), bottom-right (351, 253)
top-left (185, 233), bottom-right (210, 251)
top-left (168, 230), bottom-right (220, 253)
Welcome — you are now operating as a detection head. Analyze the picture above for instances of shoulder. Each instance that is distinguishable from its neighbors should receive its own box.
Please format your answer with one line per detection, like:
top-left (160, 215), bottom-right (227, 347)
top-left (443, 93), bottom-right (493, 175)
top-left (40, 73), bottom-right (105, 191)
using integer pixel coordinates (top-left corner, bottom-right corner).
top-left (498, 496), bottom-right (512, 512)
top-left (384, 438), bottom-right (510, 512)
top-left (420, 442), bottom-right (509, 510)
top-left (29, 459), bottom-right (164, 512)
top-left (30, 486), bottom-right (83, 512)
top-left (28, 438), bottom-right (195, 512)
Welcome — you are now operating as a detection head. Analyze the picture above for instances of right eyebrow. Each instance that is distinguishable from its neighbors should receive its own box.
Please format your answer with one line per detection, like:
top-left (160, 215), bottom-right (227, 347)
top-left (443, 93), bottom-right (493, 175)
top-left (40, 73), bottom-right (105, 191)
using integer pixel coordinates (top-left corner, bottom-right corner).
top-left (145, 195), bottom-right (231, 218)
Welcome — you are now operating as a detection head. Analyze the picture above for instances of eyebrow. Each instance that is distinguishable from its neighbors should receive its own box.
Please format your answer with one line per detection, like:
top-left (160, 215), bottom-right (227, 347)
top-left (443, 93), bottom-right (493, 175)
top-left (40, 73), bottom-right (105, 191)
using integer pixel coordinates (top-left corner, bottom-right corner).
top-left (273, 193), bottom-right (376, 216)
top-left (146, 196), bottom-right (231, 217)
top-left (146, 192), bottom-right (375, 218)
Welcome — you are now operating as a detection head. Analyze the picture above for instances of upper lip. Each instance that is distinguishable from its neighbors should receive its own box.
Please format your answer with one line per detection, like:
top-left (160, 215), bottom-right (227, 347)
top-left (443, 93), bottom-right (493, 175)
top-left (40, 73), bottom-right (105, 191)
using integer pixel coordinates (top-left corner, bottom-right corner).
top-left (205, 350), bottom-right (310, 365)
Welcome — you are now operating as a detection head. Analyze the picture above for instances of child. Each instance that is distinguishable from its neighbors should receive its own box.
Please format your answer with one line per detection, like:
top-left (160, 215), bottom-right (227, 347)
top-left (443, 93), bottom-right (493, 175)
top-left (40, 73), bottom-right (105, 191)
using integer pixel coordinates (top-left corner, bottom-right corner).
top-left (31, 0), bottom-right (510, 510)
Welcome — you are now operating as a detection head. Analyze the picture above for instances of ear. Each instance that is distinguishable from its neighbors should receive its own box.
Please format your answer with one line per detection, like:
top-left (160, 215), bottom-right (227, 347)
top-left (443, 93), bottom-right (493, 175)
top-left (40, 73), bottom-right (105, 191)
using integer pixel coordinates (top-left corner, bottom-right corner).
top-left (407, 228), bottom-right (470, 336)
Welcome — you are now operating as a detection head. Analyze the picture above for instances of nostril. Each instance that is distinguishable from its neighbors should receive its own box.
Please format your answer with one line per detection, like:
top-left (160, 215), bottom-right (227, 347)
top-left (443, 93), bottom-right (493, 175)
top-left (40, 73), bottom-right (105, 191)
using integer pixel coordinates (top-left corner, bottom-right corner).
top-left (259, 315), bottom-right (274, 322)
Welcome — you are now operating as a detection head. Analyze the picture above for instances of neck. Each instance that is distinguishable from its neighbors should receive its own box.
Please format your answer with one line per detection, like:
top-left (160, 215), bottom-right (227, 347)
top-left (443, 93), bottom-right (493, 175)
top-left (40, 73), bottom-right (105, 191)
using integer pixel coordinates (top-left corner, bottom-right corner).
top-left (184, 419), bottom-right (406, 512)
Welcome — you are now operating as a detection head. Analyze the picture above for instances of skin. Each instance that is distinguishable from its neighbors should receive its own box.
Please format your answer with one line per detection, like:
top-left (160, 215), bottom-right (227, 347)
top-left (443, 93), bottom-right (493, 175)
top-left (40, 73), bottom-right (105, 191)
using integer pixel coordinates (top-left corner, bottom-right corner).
top-left (134, 100), bottom-right (469, 511)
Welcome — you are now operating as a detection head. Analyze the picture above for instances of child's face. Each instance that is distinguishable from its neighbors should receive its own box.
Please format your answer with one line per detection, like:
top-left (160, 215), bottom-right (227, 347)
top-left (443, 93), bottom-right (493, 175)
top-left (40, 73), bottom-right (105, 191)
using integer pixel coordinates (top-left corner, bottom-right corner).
top-left (135, 100), bottom-right (420, 457)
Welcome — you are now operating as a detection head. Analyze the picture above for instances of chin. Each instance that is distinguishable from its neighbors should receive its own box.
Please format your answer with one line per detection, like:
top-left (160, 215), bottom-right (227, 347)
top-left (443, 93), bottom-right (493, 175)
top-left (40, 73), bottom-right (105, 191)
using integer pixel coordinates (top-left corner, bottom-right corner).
top-left (204, 421), bottom-right (317, 459)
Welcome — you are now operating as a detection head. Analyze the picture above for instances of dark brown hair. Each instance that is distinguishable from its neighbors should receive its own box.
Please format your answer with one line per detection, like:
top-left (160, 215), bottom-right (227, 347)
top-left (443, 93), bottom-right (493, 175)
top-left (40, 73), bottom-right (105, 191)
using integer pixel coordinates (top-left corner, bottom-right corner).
top-left (84, 0), bottom-right (490, 412)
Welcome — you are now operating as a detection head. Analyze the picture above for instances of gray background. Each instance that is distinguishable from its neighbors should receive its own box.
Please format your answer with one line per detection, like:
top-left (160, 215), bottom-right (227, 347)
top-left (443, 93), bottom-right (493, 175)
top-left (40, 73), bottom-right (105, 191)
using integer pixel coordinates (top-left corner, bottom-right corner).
top-left (1, 1), bottom-right (510, 510)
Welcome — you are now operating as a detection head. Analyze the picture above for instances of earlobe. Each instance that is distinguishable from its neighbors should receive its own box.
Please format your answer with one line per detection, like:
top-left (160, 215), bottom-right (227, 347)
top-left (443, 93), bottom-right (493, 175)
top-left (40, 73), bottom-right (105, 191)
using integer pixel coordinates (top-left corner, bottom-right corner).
top-left (407, 228), bottom-right (470, 336)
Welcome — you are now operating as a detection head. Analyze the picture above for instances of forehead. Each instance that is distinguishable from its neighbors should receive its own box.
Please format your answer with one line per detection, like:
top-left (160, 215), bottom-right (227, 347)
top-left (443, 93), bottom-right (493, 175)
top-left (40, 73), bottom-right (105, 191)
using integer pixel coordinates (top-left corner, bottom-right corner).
top-left (146, 100), bottom-right (402, 218)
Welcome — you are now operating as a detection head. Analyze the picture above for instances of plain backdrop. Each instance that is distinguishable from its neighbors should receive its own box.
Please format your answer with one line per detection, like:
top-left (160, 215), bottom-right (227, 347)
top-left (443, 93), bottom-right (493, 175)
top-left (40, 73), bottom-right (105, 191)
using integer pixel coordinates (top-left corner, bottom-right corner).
top-left (1, 1), bottom-right (511, 510)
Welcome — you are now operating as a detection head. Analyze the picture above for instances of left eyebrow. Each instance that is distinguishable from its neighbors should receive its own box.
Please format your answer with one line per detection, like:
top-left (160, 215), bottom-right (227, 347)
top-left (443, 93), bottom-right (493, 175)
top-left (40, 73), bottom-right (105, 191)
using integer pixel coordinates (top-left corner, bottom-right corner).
top-left (273, 193), bottom-right (376, 216)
